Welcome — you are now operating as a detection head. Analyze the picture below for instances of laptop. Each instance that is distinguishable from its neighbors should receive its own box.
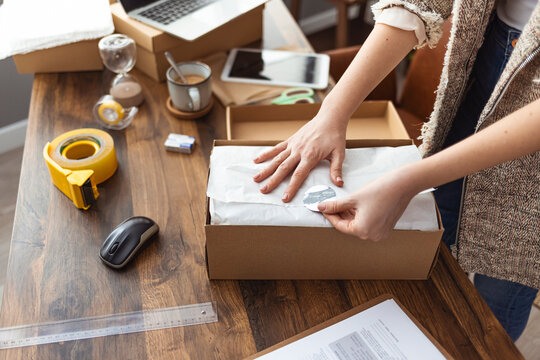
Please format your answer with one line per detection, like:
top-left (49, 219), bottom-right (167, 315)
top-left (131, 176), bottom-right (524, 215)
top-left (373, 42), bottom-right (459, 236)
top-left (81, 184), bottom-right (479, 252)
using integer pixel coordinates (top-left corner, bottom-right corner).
top-left (118, 0), bottom-right (267, 41)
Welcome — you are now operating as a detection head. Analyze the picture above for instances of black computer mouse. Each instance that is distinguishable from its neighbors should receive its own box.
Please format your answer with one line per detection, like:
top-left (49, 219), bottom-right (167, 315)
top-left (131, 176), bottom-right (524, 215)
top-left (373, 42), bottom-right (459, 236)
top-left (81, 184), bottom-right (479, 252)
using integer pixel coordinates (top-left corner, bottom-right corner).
top-left (99, 216), bottom-right (159, 269)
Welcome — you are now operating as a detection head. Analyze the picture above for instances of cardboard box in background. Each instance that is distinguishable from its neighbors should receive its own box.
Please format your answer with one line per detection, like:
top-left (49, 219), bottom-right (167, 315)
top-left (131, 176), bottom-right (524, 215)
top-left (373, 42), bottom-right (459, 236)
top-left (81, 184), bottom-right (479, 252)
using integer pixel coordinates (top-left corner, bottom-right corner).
top-left (13, 39), bottom-right (103, 74)
top-left (205, 139), bottom-right (443, 280)
top-left (110, 3), bottom-right (264, 81)
top-left (226, 101), bottom-right (411, 140)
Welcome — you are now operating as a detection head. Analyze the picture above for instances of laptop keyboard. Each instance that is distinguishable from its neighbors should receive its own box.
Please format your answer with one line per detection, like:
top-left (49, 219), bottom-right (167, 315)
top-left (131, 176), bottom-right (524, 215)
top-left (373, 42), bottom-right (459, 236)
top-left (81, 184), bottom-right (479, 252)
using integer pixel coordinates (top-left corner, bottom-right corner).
top-left (139, 0), bottom-right (218, 25)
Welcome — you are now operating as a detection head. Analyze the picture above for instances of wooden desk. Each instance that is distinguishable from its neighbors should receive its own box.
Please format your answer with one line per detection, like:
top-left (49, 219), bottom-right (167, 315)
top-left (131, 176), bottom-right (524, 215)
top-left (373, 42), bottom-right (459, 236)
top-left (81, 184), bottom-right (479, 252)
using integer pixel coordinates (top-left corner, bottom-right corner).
top-left (0, 1), bottom-right (522, 359)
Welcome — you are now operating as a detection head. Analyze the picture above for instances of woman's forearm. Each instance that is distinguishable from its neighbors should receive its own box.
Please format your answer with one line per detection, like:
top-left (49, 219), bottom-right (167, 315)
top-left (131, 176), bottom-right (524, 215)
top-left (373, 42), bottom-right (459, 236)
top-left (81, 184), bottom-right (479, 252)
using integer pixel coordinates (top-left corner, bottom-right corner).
top-left (402, 99), bottom-right (540, 195)
top-left (318, 23), bottom-right (418, 126)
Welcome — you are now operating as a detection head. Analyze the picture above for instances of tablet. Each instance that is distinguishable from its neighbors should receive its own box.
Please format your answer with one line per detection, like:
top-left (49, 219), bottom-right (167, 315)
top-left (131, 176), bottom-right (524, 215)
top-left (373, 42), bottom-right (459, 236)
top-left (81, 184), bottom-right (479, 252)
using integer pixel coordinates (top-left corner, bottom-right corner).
top-left (221, 48), bottom-right (330, 89)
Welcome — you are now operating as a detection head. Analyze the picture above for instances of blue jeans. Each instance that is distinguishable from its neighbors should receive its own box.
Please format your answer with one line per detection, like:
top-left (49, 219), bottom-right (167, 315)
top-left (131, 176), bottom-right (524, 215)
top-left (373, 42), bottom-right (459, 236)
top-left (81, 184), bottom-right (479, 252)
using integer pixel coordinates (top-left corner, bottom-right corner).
top-left (433, 15), bottom-right (538, 341)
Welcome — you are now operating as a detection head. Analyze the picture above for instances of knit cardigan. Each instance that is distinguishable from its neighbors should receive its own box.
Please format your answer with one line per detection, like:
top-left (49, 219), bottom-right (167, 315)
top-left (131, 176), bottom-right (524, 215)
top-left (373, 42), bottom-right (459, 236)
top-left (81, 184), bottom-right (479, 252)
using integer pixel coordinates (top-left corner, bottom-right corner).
top-left (373, 0), bottom-right (540, 288)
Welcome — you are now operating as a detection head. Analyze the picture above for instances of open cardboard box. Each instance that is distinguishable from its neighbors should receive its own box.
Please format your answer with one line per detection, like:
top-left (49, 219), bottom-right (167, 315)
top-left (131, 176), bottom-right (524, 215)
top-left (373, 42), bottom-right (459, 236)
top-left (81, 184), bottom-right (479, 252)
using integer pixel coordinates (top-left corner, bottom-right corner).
top-left (226, 101), bottom-right (410, 140)
top-left (205, 138), bottom-right (443, 280)
top-left (110, 3), bottom-right (264, 81)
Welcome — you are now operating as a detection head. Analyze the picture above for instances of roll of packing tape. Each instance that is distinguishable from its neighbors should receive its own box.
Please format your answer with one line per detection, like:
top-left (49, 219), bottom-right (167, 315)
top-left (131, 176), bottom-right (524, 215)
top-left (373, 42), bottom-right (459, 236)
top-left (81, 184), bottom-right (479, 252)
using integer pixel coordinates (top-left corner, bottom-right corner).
top-left (49, 128), bottom-right (117, 184)
top-left (93, 95), bottom-right (137, 130)
top-left (98, 100), bottom-right (125, 125)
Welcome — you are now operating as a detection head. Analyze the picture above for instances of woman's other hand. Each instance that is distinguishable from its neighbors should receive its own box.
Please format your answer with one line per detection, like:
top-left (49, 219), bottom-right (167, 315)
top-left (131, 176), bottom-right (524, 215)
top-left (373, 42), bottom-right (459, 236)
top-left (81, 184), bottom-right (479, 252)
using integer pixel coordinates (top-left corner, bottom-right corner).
top-left (318, 170), bottom-right (416, 241)
top-left (252, 114), bottom-right (347, 202)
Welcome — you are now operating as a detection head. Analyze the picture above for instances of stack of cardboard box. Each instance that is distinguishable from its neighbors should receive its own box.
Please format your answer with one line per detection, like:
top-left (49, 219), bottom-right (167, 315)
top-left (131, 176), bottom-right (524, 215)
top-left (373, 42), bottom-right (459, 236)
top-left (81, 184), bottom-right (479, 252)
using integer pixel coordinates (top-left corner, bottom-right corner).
top-left (14, 2), bottom-right (265, 80)
top-left (109, 3), bottom-right (264, 81)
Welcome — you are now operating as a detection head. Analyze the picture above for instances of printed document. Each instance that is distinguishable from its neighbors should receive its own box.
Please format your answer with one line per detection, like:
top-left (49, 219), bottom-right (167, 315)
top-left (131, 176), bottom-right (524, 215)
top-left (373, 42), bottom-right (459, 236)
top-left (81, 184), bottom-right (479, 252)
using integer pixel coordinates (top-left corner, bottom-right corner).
top-left (256, 299), bottom-right (446, 360)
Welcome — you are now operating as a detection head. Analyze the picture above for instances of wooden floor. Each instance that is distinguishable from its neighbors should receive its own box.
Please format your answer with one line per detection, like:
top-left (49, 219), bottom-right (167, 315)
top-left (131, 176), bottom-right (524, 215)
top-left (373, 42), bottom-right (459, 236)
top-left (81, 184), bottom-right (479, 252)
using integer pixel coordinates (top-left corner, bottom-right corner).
top-left (0, 15), bottom-right (539, 357)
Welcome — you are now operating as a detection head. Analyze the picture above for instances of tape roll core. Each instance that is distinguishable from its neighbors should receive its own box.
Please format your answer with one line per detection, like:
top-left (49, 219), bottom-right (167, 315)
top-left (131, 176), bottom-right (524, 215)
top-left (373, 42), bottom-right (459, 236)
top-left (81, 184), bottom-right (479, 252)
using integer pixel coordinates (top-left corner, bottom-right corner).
top-left (61, 140), bottom-right (100, 160)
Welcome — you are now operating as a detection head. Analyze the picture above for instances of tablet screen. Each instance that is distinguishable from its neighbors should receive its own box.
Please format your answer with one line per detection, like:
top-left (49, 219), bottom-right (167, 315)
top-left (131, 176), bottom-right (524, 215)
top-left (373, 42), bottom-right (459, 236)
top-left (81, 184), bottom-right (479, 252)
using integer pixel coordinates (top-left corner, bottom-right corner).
top-left (228, 50), bottom-right (319, 84)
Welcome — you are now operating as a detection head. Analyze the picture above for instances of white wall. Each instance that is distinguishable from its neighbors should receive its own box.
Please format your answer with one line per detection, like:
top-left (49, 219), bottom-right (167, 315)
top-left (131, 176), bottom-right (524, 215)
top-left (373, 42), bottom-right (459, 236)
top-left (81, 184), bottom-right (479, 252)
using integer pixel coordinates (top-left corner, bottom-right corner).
top-left (0, 0), bottom-right (34, 129)
top-left (0, 58), bottom-right (33, 128)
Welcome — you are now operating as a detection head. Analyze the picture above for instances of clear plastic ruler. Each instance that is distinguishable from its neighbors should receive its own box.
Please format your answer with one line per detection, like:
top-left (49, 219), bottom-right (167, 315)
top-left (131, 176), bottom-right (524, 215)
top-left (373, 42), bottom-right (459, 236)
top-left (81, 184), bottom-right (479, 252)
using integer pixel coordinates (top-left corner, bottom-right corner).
top-left (0, 301), bottom-right (217, 349)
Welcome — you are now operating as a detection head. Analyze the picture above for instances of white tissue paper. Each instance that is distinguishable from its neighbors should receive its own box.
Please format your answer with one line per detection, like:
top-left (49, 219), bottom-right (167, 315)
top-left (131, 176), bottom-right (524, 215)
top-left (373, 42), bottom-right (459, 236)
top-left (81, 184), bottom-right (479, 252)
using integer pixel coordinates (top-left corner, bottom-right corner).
top-left (207, 146), bottom-right (439, 231)
top-left (0, 0), bottom-right (114, 60)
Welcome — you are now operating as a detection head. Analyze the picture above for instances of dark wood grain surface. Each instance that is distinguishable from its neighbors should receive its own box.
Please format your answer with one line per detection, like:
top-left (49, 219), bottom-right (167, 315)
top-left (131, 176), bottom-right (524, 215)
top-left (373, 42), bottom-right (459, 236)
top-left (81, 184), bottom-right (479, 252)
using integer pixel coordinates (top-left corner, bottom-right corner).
top-left (0, 1), bottom-right (522, 359)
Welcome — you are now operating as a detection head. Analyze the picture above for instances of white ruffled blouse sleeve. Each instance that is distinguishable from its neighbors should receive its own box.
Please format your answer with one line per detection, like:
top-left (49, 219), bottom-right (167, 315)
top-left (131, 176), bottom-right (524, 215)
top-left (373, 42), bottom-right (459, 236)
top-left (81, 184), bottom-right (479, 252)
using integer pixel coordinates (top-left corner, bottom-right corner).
top-left (374, 6), bottom-right (427, 47)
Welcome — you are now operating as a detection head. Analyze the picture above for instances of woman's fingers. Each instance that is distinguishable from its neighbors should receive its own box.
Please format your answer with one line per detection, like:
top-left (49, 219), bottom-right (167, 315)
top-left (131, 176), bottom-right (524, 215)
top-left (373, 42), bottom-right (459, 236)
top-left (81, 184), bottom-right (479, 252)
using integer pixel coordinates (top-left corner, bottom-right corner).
top-left (282, 156), bottom-right (321, 202)
top-left (259, 155), bottom-right (301, 194)
top-left (323, 213), bottom-right (355, 235)
top-left (341, 209), bottom-right (356, 220)
top-left (253, 148), bottom-right (292, 183)
top-left (318, 196), bottom-right (355, 213)
top-left (328, 148), bottom-right (345, 186)
top-left (253, 142), bottom-right (287, 164)
top-left (323, 212), bottom-right (378, 240)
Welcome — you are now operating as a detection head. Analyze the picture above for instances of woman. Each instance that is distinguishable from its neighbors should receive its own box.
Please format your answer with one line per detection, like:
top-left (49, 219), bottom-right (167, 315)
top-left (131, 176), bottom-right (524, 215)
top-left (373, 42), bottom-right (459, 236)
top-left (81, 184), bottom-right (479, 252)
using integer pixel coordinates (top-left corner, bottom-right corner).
top-left (252, 0), bottom-right (540, 341)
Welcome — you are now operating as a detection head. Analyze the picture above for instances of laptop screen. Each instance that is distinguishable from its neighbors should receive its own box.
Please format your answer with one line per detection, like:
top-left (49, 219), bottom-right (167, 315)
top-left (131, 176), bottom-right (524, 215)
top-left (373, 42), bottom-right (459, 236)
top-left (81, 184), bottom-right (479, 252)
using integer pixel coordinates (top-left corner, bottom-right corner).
top-left (119, 0), bottom-right (155, 13)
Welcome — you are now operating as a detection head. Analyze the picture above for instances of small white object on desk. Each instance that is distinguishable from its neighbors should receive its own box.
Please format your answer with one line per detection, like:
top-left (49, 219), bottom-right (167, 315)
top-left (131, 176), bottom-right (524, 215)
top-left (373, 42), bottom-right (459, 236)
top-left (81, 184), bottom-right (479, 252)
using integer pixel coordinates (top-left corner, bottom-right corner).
top-left (164, 133), bottom-right (196, 154)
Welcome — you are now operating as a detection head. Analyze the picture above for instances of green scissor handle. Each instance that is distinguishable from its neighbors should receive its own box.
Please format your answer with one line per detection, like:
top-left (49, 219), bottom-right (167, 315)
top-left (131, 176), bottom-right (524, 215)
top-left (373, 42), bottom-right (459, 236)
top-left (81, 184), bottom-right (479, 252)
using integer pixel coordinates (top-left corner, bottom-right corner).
top-left (271, 87), bottom-right (315, 105)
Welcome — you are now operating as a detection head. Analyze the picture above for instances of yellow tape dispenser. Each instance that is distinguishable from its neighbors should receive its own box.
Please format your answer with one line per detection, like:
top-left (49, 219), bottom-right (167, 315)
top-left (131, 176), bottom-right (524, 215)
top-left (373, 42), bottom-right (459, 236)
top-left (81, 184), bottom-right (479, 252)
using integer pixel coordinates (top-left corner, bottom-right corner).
top-left (43, 129), bottom-right (118, 210)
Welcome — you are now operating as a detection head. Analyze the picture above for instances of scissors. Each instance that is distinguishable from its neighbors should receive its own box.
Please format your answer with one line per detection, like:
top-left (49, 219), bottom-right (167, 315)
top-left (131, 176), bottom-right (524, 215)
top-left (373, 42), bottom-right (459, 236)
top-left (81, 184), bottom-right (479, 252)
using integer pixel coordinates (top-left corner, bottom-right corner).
top-left (271, 87), bottom-right (315, 105)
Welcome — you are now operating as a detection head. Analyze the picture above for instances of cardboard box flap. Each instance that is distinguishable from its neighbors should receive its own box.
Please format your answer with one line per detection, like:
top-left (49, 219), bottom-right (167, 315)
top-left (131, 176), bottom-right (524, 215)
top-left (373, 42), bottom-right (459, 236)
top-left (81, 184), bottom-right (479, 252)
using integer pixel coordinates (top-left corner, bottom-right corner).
top-left (214, 139), bottom-right (413, 148)
top-left (226, 101), bottom-right (410, 141)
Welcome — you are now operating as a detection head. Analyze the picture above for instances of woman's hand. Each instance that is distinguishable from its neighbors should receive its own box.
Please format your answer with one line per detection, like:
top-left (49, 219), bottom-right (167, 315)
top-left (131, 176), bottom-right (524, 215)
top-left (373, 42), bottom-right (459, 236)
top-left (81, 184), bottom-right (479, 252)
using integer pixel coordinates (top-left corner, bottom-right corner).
top-left (318, 168), bottom-right (417, 241)
top-left (252, 24), bottom-right (420, 203)
top-left (318, 97), bottom-right (540, 241)
top-left (253, 114), bottom-right (347, 202)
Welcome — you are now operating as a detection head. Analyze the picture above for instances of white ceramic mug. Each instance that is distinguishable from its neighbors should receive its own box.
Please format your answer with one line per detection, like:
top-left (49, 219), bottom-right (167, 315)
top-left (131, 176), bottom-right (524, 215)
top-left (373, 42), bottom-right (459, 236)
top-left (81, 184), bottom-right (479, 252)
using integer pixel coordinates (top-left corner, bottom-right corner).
top-left (166, 62), bottom-right (212, 112)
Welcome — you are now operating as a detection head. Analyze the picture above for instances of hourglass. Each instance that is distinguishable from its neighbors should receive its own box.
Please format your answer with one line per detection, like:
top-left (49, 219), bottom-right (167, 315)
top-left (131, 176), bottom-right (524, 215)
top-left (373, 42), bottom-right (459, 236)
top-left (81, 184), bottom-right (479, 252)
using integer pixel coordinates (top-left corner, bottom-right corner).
top-left (94, 34), bottom-right (142, 130)
top-left (98, 34), bottom-right (144, 108)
